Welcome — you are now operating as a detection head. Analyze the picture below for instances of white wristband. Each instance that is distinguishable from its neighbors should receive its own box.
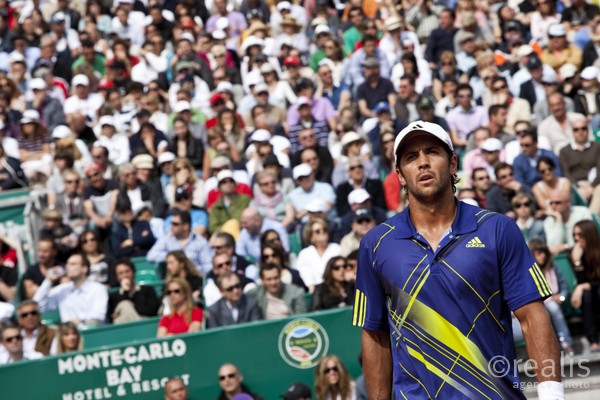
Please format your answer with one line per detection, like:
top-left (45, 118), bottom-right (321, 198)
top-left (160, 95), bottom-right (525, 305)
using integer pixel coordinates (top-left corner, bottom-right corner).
top-left (536, 381), bottom-right (564, 400)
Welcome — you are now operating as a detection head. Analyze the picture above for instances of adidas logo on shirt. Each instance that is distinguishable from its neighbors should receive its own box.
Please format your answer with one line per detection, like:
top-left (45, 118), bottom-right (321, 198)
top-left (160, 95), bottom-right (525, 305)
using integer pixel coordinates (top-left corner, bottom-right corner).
top-left (466, 237), bottom-right (486, 248)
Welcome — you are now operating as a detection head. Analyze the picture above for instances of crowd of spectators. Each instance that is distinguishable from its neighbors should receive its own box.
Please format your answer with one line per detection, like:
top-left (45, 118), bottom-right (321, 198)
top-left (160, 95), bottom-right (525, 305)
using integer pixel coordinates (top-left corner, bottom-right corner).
top-left (0, 0), bottom-right (599, 396)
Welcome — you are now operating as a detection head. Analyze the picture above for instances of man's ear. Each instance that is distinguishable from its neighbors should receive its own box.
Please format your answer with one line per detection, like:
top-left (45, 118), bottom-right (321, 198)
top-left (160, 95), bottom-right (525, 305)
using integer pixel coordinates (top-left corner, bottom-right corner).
top-left (450, 154), bottom-right (458, 176)
top-left (395, 166), bottom-right (407, 187)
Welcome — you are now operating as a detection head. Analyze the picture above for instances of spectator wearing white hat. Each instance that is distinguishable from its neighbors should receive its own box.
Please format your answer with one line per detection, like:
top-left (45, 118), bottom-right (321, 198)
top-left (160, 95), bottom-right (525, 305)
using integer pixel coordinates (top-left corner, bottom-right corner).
top-left (338, 188), bottom-right (388, 237)
top-left (17, 109), bottom-right (53, 180)
top-left (335, 157), bottom-right (385, 217)
top-left (157, 151), bottom-right (175, 193)
top-left (331, 131), bottom-right (378, 188)
top-left (270, 1), bottom-right (307, 37)
top-left (286, 163), bottom-right (335, 224)
top-left (574, 66), bottom-right (600, 130)
top-left (63, 74), bottom-right (104, 127)
top-left (541, 24), bottom-right (583, 70)
top-left (529, 0), bottom-right (561, 47)
top-left (95, 115), bottom-right (130, 166)
top-left (260, 62), bottom-right (297, 110)
top-left (48, 10), bottom-right (81, 56)
top-left (26, 77), bottom-right (66, 134)
top-left (208, 170), bottom-right (252, 235)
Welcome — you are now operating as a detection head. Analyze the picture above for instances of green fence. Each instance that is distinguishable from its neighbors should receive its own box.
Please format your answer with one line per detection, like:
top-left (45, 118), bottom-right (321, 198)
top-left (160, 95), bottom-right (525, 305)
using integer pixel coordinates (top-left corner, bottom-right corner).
top-left (0, 308), bottom-right (361, 399)
top-left (0, 188), bottom-right (31, 224)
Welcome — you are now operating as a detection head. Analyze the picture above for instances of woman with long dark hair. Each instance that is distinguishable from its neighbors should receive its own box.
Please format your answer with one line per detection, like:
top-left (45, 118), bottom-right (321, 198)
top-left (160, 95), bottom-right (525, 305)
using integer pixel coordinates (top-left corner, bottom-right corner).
top-left (312, 256), bottom-right (355, 311)
top-left (260, 242), bottom-right (305, 289)
top-left (532, 156), bottom-right (570, 211)
top-left (570, 220), bottom-right (600, 352)
top-left (78, 229), bottom-right (116, 287)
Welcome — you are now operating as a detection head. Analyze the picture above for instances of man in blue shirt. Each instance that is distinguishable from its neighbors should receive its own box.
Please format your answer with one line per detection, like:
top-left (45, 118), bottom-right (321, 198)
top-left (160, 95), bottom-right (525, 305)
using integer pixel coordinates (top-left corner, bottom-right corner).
top-left (236, 206), bottom-right (289, 263)
top-left (354, 121), bottom-right (563, 399)
top-left (513, 129), bottom-right (561, 187)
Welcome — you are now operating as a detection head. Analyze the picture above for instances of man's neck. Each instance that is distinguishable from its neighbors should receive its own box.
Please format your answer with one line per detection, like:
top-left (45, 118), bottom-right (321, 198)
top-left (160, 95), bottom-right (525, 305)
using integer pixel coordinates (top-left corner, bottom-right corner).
top-left (409, 191), bottom-right (457, 248)
top-left (73, 277), bottom-right (86, 288)
top-left (9, 351), bottom-right (23, 361)
top-left (461, 104), bottom-right (471, 112)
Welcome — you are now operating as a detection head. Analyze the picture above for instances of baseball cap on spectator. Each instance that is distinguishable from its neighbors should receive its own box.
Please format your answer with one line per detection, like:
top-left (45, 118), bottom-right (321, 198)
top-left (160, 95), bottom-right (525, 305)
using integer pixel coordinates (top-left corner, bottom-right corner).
top-left (241, 36), bottom-right (264, 53)
top-left (353, 207), bottom-right (374, 222)
top-left (20, 109), bottom-right (40, 124)
top-left (541, 67), bottom-right (558, 84)
top-left (394, 120), bottom-right (454, 163)
top-left (176, 61), bottom-right (198, 73)
top-left (260, 63), bottom-right (275, 74)
top-left (131, 154), bottom-right (154, 170)
top-left (293, 163), bottom-right (312, 180)
top-left (311, 17), bottom-right (328, 27)
top-left (179, 32), bottom-right (195, 43)
top-left (296, 96), bottom-right (312, 107)
top-left (480, 138), bottom-right (503, 152)
top-left (211, 156), bottom-right (232, 169)
top-left (51, 125), bottom-right (72, 139)
top-left (548, 24), bottom-right (566, 37)
top-left (98, 78), bottom-right (115, 90)
top-left (361, 57), bottom-right (380, 68)
top-left (133, 202), bottom-right (152, 218)
top-left (283, 56), bottom-right (301, 67)
top-left (9, 53), bottom-right (25, 64)
top-left (526, 57), bottom-right (542, 70)
top-left (50, 11), bottom-right (66, 24)
top-left (305, 199), bottom-right (327, 214)
top-left (174, 100), bottom-right (192, 113)
top-left (72, 74), bottom-right (90, 87)
top-left (215, 81), bottom-right (234, 94)
top-left (348, 188), bottom-right (371, 205)
top-left (158, 152), bottom-right (175, 165)
top-left (253, 83), bottom-right (269, 94)
top-left (175, 183), bottom-right (193, 201)
top-left (277, 1), bottom-right (292, 11)
top-left (85, 163), bottom-right (104, 176)
top-left (416, 96), bottom-right (434, 109)
top-left (456, 31), bottom-right (475, 44)
top-left (250, 129), bottom-right (271, 143)
top-left (385, 15), bottom-right (403, 31)
top-left (580, 66), bottom-right (599, 81)
top-left (217, 169), bottom-right (234, 183)
top-left (280, 382), bottom-right (312, 400)
top-left (117, 0), bottom-right (134, 4)
top-left (560, 63), bottom-right (578, 80)
top-left (98, 115), bottom-right (115, 127)
top-left (29, 78), bottom-right (47, 91)
top-left (212, 30), bottom-right (227, 40)
top-left (517, 44), bottom-right (534, 58)
top-left (314, 25), bottom-right (331, 35)
top-left (374, 101), bottom-right (391, 114)
top-left (210, 93), bottom-right (225, 106)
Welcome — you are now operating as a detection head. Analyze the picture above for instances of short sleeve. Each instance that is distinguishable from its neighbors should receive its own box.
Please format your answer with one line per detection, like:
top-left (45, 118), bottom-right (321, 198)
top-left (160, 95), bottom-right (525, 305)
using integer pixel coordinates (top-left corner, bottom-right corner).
top-left (498, 218), bottom-right (552, 311)
top-left (158, 315), bottom-right (170, 328)
top-left (353, 233), bottom-right (388, 330)
top-left (191, 307), bottom-right (203, 322)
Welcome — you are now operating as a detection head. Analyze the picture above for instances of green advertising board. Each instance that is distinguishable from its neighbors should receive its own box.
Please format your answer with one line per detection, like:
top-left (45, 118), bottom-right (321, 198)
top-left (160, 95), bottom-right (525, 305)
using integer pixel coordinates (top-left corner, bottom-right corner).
top-left (0, 188), bottom-right (31, 224)
top-left (0, 308), bottom-right (362, 399)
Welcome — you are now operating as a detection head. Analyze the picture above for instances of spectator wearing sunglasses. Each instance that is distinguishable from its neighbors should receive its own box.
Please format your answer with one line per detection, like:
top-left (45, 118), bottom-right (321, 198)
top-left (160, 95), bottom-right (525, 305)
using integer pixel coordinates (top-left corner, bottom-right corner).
top-left (206, 272), bottom-right (262, 328)
top-left (16, 300), bottom-right (55, 356)
top-left (544, 190), bottom-right (593, 254)
top-left (486, 162), bottom-right (533, 219)
top-left (156, 278), bottom-right (202, 338)
top-left (0, 324), bottom-right (43, 365)
top-left (340, 208), bottom-right (376, 258)
top-left (512, 193), bottom-right (546, 243)
top-left (216, 363), bottom-right (264, 400)
top-left (312, 257), bottom-right (356, 311)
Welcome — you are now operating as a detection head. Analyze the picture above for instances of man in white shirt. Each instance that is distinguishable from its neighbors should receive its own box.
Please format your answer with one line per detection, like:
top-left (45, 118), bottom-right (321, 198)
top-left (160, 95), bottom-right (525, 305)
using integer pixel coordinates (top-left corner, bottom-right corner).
top-left (63, 74), bottom-right (104, 126)
top-left (0, 325), bottom-right (43, 365)
top-left (17, 300), bottom-right (56, 356)
top-left (33, 253), bottom-right (108, 328)
top-left (96, 115), bottom-right (130, 166)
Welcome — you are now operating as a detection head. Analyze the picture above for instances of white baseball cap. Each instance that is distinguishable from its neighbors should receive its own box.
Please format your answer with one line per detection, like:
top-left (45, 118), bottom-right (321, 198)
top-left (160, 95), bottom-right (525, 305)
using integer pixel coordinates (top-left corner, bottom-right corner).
top-left (305, 199), bottom-right (328, 213)
top-left (52, 125), bottom-right (72, 139)
top-left (72, 74), bottom-right (90, 87)
top-left (250, 129), bottom-right (271, 142)
top-left (158, 151), bottom-right (175, 165)
top-left (98, 115), bottom-right (115, 127)
top-left (20, 109), bottom-right (40, 124)
top-left (215, 81), bottom-right (234, 93)
top-left (29, 78), bottom-right (47, 91)
top-left (393, 120), bottom-right (454, 163)
top-left (480, 138), bottom-right (503, 152)
top-left (293, 163), bottom-right (312, 180)
top-left (348, 188), bottom-right (371, 205)
top-left (581, 66), bottom-right (599, 81)
top-left (217, 169), bottom-right (234, 183)
top-left (174, 100), bottom-right (191, 113)
top-left (277, 1), bottom-right (292, 10)
top-left (314, 25), bottom-right (331, 35)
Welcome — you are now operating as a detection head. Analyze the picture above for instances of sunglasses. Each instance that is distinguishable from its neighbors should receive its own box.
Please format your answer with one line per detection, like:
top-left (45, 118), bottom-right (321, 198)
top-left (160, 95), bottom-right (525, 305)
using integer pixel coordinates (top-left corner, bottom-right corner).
top-left (497, 172), bottom-right (513, 180)
top-left (515, 130), bottom-right (529, 136)
top-left (573, 127), bottom-right (588, 132)
top-left (220, 178), bottom-right (235, 184)
top-left (223, 283), bottom-right (242, 292)
top-left (538, 168), bottom-right (552, 174)
top-left (87, 172), bottom-right (101, 178)
top-left (312, 229), bottom-right (326, 235)
top-left (549, 200), bottom-right (563, 206)
top-left (324, 366), bottom-right (338, 374)
top-left (356, 218), bottom-right (372, 224)
top-left (514, 201), bottom-right (531, 208)
top-left (4, 335), bottom-right (23, 343)
top-left (219, 373), bottom-right (236, 381)
top-left (521, 142), bottom-right (533, 148)
top-left (65, 179), bottom-right (80, 184)
top-left (492, 85), bottom-right (507, 92)
top-left (216, 261), bottom-right (232, 268)
top-left (331, 264), bottom-right (347, 271)
top-left (263, 252), bottom-right (277, 259)
top-left (349, 165), bottom-right (364, 171)
top-left (457, 94), bottom-right (472, 99)
top-left (166, 288), bottom-right (182, 295)
top-left (82, 237), bottom-right (97, 244)
top-left (171, 221), bottom-right (182, 226)
top-left (382, 139), bottom-right (394, 145)
top-left (19, 310), bottom-right (39, 318)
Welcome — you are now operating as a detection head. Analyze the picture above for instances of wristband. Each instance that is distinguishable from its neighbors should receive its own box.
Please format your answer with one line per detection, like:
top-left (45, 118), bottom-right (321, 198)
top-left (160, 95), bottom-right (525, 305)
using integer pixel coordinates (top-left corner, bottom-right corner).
top-left (536, 381), bottom-right (564, 400)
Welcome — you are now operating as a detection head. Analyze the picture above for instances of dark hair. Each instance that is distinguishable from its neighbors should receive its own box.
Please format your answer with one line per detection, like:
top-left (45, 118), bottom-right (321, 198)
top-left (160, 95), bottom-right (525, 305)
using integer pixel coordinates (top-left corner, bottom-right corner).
top-left (77, 230), bottom-right (102, 254)
top-left (171, 209), bottom-right (191, 226)
top-left (494, 162), bottom-right (512, 178)
top-left (574, 220), bottom-right (600, 281)
top-left (260, 229), bottom-right (282, 248)
top-left (536, 156), bottom-right (556, 171)
top-left (70, 252), bottom-right (91, 273)
top-left (471, 167), bottom-right (488, 182)
top-left (347, 249), bottom-right (359, 261)
top-left (488, 104), bottom-right (507, 118)
top-left (322, 256), bottom-right (347, 298)
top-left (456, 83), bottom-right (473, 96)
top-left (260, 242), bottom-right (289, 269)
top-left (520, 129), bottom-right (538, 142)
top-left (214, 231), bottom-right (235, 248)
top-left (401, 54), bottom-right (419, 77)
top-left (400, 73), bottom-right (417, 86)
top-left (259, 262), bottom-right (281, 278)
top-left (362, 34), bottom-right (377, 45)
top-left (216, 271), bottom-right (240, 290)
top-left (114, 258), bottom-right (136, 274)
top-left (442, 8), bottom-right (456, 19)
top-left (491, 76), bottom-right (507, 86)
top-left (396, 143), bottom-right (461, 194)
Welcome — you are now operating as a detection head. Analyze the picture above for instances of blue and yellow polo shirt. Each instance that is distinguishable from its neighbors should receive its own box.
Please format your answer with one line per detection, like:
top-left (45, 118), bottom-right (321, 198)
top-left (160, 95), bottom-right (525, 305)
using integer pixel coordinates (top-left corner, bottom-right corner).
top-left (353, 201), bottom-right (551, 399)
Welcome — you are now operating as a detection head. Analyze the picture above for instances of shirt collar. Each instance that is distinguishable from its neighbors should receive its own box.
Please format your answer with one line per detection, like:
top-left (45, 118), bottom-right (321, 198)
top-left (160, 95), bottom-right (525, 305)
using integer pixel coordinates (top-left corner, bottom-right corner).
top-left (394, 200), bottom-right (479, 239)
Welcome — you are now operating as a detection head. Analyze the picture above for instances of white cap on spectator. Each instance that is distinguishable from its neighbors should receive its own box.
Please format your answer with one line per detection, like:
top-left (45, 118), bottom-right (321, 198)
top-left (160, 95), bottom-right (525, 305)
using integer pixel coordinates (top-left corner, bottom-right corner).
top-left (251, 129), bottom-right (272, 142)
top-left (277, 1), bottom-right (292, 10)
top-left (117, 0), bottom-right (134, 4)
top-left (560, 63), bottom-right (578, 80)
top-left (30, 78), bottom-right (47, 91)
top-left (311, 17), bottom-right (328, 27)
top-left (241, 36), bottom-right (264, 53)
top-left (480, 138), bottom-right (503, 152)
top-left (20, 109), bottom-right (40, 124)
top-left (212, 156), bottom-right (232, 168)
top-left (216, 17), bottom-right (229, 30)
top-left (132, 154), bottom-right (154, 170)
top-left (216, 81), bottom-right (234, 93)
top-left (158, 152), bottom-right (175, 165)
top-left (293, 163), bottom-right (313, 180)
top-left (394, 121), bottom-right (453, 163)
top-left (306, 199), bottom-right (328, 213)
top-left (174, 100), bottom-right (191, 113)
top-left (541, 67), bottom-right (558, 84)
top-left (212, 30), bottom-right (227, 40)
top-left (348, 188), bottom-right (371, 205)
top-left (260, 63), bottom-right (275, 74)
top-left (217, 169), bottom-right (234, 183)
top-left (341, 131), bottom-right (363, 147)
top-left (253, 83), bottom-right (269, 94)
top-left (296, 96), bottom-right (312, 107)
top-left (179, 32), bottom-right (196, 43)
top-left (72, 74), bottom-right (90, 87)
top-left (548, 23), bottom-right (566, 37)
top-left (517, 44), bottom-right (534, 58)
top-left (98, 115), bottom-right (115, 127)
top-left (9, 53), bottom-right (25, 64)
top-left (314, 25), bottom-right (331, 35)
top-left (581, 66), bottom-right (599, 81)
top-left (246, 73), bottom-right (263, 88)
top-left (133, 201), bottom-right (152, 218)
top-left (52, 125), bottom-right (72, 139)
